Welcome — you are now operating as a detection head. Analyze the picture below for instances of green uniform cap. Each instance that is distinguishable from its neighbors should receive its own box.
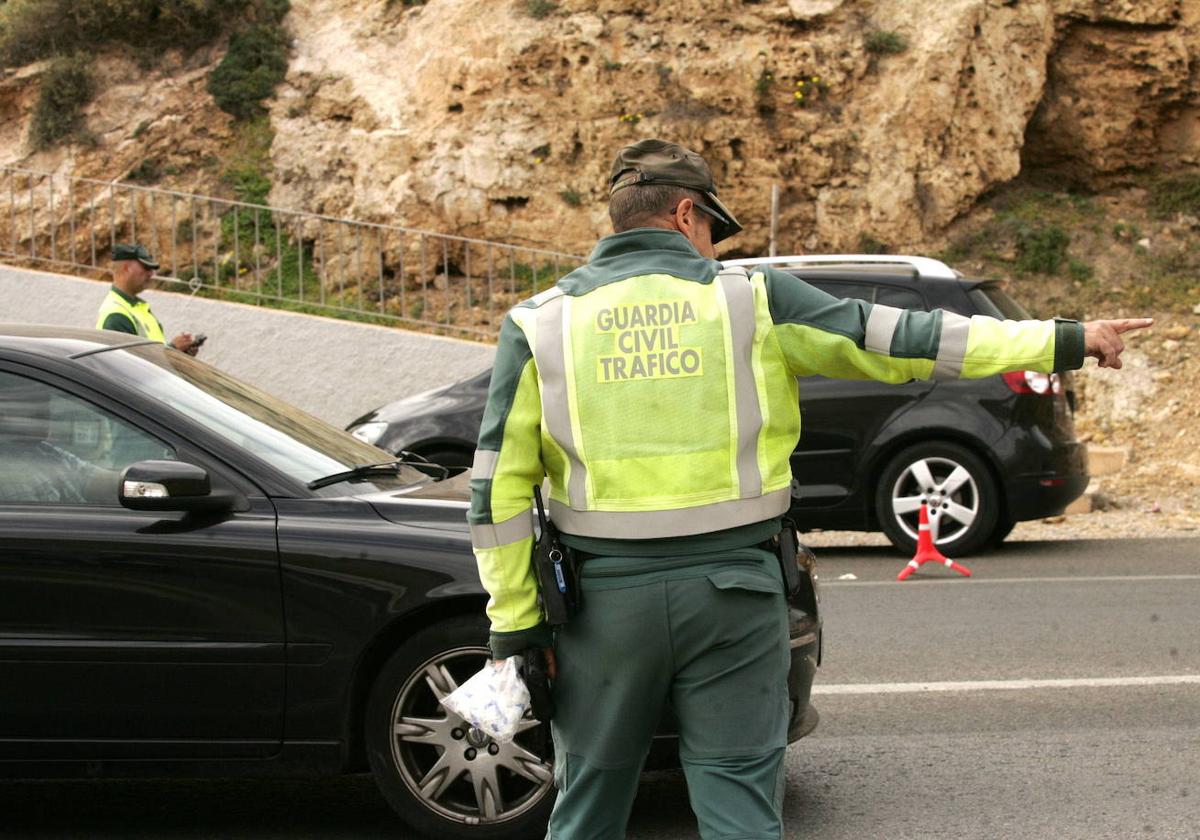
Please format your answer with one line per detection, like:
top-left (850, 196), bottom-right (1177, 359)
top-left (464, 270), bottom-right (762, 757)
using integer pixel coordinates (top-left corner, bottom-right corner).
top-left (111, 242), bottom-right (160, 270)
top-left (609, 139), bottom-right (743, 243)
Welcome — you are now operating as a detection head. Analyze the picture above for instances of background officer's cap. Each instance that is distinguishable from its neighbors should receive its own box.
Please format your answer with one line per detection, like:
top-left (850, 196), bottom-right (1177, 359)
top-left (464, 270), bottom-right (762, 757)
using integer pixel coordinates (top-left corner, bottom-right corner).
top-left (112, 243), bottom-right (159, 270)
top-left (609, 139), bottom-right (743, 243)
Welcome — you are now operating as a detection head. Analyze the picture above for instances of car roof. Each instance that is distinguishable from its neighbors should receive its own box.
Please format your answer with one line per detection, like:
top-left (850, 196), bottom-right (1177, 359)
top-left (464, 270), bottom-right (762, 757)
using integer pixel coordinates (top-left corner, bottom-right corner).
top-left (724, 254), bottom-right (972, 284)
top-left (0, 324), bottom-right (155, 359)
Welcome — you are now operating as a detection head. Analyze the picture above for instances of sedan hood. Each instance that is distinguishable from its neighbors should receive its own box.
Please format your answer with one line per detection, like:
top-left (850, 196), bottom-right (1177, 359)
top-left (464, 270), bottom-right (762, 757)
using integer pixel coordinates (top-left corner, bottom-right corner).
top-left (350, 369), bottom-right (492, 427)
top-left (362, 472), bottom-right (472, 533)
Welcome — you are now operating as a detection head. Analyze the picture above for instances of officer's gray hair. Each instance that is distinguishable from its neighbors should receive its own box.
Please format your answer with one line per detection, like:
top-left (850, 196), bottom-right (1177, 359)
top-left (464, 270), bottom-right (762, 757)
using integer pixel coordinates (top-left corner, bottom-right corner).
top-left (609, 185), bottom-right (707, 233)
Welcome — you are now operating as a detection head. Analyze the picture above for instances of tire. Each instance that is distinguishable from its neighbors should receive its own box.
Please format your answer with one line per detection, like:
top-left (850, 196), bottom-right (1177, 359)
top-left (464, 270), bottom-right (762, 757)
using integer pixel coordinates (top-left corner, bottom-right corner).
top-left (990, 516), bottom-right (1017, 548)
top-left (365, 616), bottom-right (556, 840)
top-left (875, 441), bottom-right (998, 558)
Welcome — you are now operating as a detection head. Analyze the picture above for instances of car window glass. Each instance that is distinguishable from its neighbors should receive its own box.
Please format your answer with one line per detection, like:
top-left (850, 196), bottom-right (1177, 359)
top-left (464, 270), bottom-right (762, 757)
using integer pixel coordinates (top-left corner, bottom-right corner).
top-left (873, 286), bottom-right (926, 310)
top-left (0, 371), bottom-right (176, 505)
top-left (969, 284), bottom-right (1033, 320)
top-left (77, 346), bottom-right (429, 494)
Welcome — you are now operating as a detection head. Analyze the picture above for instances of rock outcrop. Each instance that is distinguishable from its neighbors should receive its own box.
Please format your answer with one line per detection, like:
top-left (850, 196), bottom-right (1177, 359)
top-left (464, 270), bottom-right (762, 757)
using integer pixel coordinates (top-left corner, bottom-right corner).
top-left (3, 0), bottom-right (1198, 258)
top-left (265, 0), bottom-right (1199, 256)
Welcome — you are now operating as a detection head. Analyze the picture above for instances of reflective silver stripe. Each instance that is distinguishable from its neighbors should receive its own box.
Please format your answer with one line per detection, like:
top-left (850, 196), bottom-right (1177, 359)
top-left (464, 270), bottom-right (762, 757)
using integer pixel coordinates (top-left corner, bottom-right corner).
top-left (717, 267), bottom-right (763, 499)
top-left (470, 510), bottom-right (534, 549)
top-left (471, 449), bottom-right (498, 482)
top-left (530, 286), bottom-right (564, 307)
top-left (865, 305), bottom-right (903, 354)
top-left (933, 312), bottom-right (972, 380)
top-left (535, 295), bottom-right (588, 507)
top-left (549, 487), bottom-right (791, 539)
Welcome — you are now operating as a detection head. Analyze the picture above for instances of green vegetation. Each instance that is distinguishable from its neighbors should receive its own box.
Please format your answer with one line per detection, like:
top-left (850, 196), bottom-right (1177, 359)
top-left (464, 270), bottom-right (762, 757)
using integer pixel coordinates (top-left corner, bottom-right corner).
top-left (1112, 222), bottom-right (1143, 241)
top-left (1014, 223), bottom-right (1070, 275)
top-left (1068, 258), bottom-right (1094, 283)
top-left (5, 0), bottom-right (290, 149)
top-left (559, 188), bottom-right (583, 208)
top-left (0, 0), bottom-right (238, 67)
top-left (942, 189), bottom-right (1100, 277)
top-left (29, 54), bottom-right (93, 149)
top-left (864, 30), bottom-right (908, 56)
top-left (792, 74), bottom-right (828, 109)
top-left (173, 116), bottom-right (323, 312)
top-left (602, 60), bottom-right (623, 71)
top-left (938, 178), bottom-right (1200, 317)
top-left (1149, 173), bottom-right (1200, 219)
top-left (753, 63), bottom-right (781, 116)
top-left (126, 158), bottom-right (163, 183)
top-left (207, 21), bottom-right (290, 120)
top-left (857, 233), bottom-right (889, 255)
top-left (525, 0), bottom-right (558, 19)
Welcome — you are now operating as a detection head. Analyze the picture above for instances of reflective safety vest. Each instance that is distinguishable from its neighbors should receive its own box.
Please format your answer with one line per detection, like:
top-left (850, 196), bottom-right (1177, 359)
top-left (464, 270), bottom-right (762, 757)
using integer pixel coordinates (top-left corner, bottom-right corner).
top-left (95, 288), bottom-right (166, 343)
top-left (468, 228), bottom-right (1083, 641)
top-left (507, 266), bottom-right (796, 538)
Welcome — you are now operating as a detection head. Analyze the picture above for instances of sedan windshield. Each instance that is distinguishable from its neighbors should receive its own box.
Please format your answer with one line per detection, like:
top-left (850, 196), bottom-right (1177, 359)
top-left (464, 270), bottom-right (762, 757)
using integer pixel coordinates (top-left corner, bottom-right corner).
top-left (77, 344), bottom-right (430, 495)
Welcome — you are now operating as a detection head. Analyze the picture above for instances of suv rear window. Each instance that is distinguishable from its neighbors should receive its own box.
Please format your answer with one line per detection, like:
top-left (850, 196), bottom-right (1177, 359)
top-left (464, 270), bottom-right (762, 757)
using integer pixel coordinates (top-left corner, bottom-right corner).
top-left (969, 283), bottom-right (1032, 320)
top-left (806, 280), bottom-right (926, 311)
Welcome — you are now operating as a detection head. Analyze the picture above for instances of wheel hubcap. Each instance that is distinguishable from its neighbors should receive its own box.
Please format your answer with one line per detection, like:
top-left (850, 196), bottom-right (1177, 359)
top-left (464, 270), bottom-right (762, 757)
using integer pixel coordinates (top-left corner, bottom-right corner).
top-left (389, 646), bottom-right (554, 826)
top-left (891, 455), bottom-right (980, 546)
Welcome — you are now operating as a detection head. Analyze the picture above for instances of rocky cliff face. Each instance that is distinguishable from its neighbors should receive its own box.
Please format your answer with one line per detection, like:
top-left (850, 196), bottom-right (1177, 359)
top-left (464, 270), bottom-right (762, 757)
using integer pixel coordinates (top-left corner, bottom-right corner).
top-left (1, 46), bottom-right (235, 193)
top-left (267, 0), bottom-right (1199, 257)
top-left (3, 0), bottom-right (1198, 259)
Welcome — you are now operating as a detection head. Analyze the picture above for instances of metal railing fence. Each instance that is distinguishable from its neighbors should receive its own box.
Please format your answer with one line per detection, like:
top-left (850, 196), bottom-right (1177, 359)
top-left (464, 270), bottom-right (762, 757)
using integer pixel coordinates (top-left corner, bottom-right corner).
top-left (1, 166), bottom-right (585, 339)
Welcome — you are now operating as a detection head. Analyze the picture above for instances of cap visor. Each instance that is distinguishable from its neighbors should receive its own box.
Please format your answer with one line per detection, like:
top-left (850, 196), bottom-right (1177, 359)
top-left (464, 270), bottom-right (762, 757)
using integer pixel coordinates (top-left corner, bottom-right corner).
top-left (137, 259), bottom-right (160, 270)
top-left (705, 192), bottom-right (742, 244)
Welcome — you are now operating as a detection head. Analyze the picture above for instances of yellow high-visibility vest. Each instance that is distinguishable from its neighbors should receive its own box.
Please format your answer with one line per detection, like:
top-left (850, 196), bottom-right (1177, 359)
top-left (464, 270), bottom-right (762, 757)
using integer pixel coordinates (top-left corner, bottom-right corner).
top-left (509, 266), bottom-right (795, 538)
top-left (96, 289), bottom-right (166, 343)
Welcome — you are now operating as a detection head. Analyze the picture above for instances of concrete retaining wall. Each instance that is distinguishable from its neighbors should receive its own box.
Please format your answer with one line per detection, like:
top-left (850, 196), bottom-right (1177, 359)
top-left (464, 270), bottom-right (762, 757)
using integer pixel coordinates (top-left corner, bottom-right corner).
top-left (0, 264), bottom-right (496, 427)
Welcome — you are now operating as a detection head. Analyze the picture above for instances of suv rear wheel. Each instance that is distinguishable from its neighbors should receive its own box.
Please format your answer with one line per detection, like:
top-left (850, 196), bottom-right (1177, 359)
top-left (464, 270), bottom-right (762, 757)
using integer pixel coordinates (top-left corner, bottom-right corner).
top-left (876, 441), bottom-right (998, 557)
top-left (365, 616), bottom-right (556, 839)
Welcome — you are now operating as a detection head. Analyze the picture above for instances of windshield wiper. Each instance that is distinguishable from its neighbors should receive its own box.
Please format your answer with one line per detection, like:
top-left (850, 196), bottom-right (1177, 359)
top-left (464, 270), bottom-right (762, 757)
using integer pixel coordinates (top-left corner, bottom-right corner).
top-left (306, 452), bottom-right (449, 491)
top-left (307, 460), bottom-right (407, 491)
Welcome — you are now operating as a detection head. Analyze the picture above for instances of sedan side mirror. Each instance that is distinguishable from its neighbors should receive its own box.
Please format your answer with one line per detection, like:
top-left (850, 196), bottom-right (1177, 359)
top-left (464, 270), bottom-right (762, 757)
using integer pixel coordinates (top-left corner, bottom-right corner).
top-left (120, 460), bottom-right (237, 513)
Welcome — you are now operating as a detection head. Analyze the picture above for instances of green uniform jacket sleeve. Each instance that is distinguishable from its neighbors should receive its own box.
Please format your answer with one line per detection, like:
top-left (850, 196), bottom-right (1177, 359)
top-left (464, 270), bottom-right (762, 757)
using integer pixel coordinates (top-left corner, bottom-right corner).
top-left (468, 313), bottom-right (550, 658)
top-left (100, 312), bottom-right (138, 335)
top-left (761, 267), bottom-right (1085, 380)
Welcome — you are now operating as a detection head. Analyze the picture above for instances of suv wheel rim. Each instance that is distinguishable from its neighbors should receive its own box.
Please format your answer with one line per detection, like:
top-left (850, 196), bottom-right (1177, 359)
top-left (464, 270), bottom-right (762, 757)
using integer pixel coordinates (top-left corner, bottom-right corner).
top-left (890, 455), bottom-right (980, 546)
top-left (389, 646), bottom-right (554, 826)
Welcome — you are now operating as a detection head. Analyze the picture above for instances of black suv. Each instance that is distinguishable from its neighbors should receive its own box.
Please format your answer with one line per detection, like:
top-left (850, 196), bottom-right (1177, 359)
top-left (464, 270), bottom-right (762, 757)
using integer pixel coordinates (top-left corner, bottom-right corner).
top-left (348, 256), bottom-right (1089, 556)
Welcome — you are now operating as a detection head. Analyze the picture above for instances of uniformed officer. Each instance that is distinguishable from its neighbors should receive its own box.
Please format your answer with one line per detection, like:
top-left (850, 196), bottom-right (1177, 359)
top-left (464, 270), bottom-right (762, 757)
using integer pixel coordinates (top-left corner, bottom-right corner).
top-left (96, 243), bottom-right (202, 355)
top-left (468, 139), bottom-right (1151, 839)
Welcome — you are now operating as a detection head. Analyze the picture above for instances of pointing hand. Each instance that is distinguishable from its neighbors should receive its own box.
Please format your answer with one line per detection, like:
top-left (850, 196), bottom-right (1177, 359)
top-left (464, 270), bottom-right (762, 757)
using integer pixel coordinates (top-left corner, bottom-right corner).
top-left (1082, 318), bottom-right (1154, 369)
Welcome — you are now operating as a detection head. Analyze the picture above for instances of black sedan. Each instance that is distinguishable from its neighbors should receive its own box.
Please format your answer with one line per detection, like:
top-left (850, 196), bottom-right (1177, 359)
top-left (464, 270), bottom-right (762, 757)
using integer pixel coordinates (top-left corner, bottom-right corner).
top-left (349, 255), bottom-right (1088, 557)
top-left (0, 325), bottom-right (821, 839)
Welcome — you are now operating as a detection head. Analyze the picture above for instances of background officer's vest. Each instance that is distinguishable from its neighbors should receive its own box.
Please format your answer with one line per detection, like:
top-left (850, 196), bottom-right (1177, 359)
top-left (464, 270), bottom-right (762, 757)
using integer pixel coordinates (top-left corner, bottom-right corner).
top-left (515, 267), bottom-right (796, 538)
top-left (95, 290), bottom-right (166, 343)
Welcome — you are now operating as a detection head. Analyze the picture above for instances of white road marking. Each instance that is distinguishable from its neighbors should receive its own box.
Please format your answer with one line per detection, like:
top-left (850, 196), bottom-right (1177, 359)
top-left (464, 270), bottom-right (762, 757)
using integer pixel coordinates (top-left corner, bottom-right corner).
top-left (820, 574), bottom-right (1200, 588)
top-left (813, 675), bottom-right (1200, 695)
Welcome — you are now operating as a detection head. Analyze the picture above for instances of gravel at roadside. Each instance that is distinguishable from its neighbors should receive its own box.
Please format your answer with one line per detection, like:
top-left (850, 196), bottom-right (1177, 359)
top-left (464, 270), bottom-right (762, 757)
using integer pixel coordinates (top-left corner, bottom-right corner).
top-left (800, 507), bottom-right (1200, 552)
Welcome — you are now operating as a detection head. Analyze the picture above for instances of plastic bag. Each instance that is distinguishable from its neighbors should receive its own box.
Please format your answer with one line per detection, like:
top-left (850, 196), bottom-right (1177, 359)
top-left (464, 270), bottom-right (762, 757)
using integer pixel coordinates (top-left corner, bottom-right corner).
top-left (441, 656), bottom-right (531, 744)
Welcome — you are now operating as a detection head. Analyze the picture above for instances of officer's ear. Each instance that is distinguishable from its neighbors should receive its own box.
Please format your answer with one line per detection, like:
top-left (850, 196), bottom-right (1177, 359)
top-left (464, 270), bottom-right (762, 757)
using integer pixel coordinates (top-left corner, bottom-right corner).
top-left (670, 197), bottom-right (697, 234)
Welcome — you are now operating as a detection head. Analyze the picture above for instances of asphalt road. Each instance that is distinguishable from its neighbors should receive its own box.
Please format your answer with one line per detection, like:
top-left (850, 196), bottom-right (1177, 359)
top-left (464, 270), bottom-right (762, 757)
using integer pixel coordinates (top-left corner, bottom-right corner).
top-left (1, 537), bottom-right (1197, 839)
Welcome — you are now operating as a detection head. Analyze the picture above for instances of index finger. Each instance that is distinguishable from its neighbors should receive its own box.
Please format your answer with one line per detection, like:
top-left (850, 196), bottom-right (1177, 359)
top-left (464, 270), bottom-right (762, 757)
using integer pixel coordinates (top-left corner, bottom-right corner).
top-left (1108, 318), bottom-right (1154, 334)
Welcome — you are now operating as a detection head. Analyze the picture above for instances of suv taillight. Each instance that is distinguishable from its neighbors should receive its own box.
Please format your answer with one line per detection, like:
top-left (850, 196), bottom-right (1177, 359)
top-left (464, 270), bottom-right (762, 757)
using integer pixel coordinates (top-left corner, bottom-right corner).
top-left (1002, 370), bottom-right (1062, 396)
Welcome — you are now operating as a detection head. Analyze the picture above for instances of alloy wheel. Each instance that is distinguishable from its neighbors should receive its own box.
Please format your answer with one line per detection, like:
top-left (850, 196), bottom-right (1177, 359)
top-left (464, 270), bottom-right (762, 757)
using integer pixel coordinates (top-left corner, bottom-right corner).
top-left (889, 454), bottom-right (981, 547)
top-left (388, 646), bottom-right (554, 827)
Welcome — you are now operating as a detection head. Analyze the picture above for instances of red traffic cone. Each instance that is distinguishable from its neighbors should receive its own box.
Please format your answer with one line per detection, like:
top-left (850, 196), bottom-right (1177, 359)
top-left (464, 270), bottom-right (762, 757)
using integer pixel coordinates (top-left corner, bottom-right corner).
top-left (896, 502), bottom-right (972, 581)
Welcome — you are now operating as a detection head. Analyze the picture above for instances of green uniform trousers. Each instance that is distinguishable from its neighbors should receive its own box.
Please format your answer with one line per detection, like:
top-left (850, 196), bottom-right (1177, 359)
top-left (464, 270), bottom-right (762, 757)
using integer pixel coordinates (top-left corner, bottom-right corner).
top-left (547, 548), bottom-right (791, 840)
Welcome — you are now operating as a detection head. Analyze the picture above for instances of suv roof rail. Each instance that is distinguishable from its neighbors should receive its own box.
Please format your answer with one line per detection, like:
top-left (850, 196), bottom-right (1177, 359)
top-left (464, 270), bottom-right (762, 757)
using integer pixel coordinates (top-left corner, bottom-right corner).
top-left (723, 255), bottom-right (960, 281)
